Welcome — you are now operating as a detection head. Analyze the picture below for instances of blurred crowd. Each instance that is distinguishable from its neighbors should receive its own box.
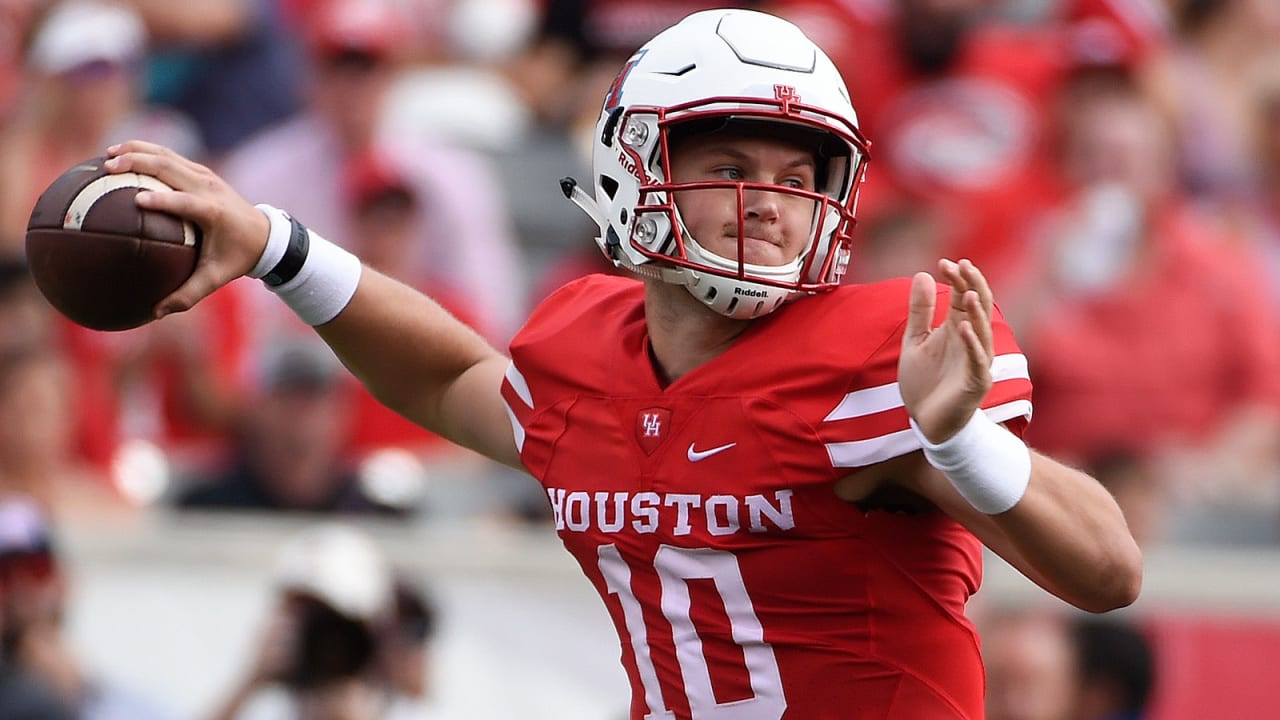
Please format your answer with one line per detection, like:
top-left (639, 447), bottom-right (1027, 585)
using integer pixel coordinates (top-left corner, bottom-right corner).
top-left (0, 0), bottom-right (1275, 541)
top-left (0, 0), bottom-right (1279, 717)
top-left (0, 497), bottom-right (440, 719)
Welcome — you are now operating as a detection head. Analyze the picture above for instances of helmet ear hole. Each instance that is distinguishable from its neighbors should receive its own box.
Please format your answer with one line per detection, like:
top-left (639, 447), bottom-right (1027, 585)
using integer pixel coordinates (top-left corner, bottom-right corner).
top-left (600, 176), bottom-right (619, 199)
top-left (601, 107), bottom-right (625, 147)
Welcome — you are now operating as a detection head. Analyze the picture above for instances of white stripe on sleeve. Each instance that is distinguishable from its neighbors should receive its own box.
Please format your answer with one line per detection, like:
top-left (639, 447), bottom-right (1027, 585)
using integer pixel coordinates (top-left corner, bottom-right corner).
top-left (823, 353), bottom-right (1030, 423)
top-left (503, 400), bottom-right (526, 453)
top-left (505, 361), bottom-right (533, 408)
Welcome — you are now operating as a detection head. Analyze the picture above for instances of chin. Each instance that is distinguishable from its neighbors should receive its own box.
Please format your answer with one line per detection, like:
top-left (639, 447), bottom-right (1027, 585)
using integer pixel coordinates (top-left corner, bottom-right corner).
top-left (742, 248), bottom-right (793, 267)
top-left (716, 240), bottom-right (789, 267)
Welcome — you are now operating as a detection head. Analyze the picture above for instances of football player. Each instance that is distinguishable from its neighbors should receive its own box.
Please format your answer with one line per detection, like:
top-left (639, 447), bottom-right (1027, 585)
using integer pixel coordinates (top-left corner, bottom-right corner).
top-left (104, 9), bottom-right (1141, 719)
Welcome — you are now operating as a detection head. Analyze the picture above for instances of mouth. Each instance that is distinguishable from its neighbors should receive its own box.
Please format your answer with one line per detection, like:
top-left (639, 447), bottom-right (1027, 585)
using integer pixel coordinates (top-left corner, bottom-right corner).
top-left (721, 234), bottom-right (788, 267)
top-left (729, 232), bottom-right (783, 249)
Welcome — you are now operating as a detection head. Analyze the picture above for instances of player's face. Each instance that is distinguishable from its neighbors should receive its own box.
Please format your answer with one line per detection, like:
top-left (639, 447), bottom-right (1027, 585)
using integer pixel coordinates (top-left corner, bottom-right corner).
top-left (668, 133), bottom-right (818, 267)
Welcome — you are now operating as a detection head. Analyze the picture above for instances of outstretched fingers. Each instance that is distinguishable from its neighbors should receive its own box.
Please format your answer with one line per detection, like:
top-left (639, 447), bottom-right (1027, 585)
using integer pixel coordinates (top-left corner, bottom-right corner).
top-left (957, 260), bottom-right (995, 357)
top-left (905, 271), bottom-right (938, 345)
top-left (939, 258), bottom-right (996, 355)
top-left (958, 318), bottom-right (992, 389)
top-left (959, 289), bottom-right (994, 375)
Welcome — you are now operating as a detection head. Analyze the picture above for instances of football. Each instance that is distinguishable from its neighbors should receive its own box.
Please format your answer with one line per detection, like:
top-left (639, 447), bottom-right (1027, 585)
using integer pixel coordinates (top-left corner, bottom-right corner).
top-left (25, 156), bottom-right (200, 331)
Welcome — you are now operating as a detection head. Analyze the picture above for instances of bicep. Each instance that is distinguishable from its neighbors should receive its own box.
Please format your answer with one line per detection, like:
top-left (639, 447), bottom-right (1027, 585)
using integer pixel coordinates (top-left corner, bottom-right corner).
top-left (436, 354), bottom-right (524, 469)
top-left (318, 268), bottom-right (522, 469)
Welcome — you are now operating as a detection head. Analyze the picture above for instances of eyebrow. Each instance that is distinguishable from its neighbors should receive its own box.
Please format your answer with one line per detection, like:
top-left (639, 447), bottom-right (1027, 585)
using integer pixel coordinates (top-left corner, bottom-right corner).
top-left (701, 145), bottom-right (816, 169)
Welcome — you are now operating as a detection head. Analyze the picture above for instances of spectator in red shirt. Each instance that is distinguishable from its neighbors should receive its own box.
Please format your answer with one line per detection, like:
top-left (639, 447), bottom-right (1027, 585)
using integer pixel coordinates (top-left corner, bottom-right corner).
top-left (1006, 69), bottom-right (1280, 533)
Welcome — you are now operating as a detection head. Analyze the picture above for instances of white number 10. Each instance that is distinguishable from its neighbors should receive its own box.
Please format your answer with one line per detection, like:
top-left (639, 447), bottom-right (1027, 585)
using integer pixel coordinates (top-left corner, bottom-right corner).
top-left (598, 544), bottom-right (787, 719)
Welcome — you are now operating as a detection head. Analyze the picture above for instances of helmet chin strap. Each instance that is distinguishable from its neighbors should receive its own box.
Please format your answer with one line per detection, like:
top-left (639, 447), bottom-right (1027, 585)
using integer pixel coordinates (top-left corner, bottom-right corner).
top-left (619, 253), bottom-right (788, 320)
top-left (614, 253), bottom-right (686, 285)
top-left (560, 177), bottom-right (608, 228)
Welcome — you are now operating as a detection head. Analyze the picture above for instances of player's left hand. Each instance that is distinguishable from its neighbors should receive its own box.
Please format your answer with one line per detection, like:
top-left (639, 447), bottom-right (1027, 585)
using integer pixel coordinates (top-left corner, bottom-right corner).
top-left (898, 258), bottom-right (995, 444)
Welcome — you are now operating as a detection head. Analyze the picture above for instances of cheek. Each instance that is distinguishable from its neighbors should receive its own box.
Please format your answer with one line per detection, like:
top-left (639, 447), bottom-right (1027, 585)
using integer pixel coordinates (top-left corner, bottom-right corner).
top-left (783, 198), bottom-right (818, 248)
top-left (674, 190), bottom-right (736, 237)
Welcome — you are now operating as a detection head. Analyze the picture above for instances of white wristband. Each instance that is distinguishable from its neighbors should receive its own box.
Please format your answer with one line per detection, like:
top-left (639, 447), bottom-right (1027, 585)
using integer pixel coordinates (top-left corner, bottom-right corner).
top-left (910, 409), bottom-right (1031, 514)
top-left (248, 204), bottom-right (291, 278)
top-left (249, 205), bottom-right (361, 325)
top-left (271, 229), bottom-right (362, 326)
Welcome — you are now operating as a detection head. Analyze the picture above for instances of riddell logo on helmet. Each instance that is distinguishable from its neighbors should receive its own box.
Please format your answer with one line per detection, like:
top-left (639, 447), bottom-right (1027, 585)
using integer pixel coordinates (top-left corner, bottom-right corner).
top-left (617, 150), bottom-right (641, 180)
top-left (734, 287), bottom-right (768, 298)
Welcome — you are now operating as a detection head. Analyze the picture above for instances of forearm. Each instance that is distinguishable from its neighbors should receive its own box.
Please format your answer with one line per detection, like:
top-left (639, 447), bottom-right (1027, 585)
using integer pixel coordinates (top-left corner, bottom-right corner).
top-left (94, 145), bottom-right (521, 466)
top-left (251, 207), bottom-right (520, 466)
top-left (988, 450), bottom-right (1143, 612)
top-left (909, 413), bottom-right (1142, 612)
top-left (316, 267), bottom-right (506, 443)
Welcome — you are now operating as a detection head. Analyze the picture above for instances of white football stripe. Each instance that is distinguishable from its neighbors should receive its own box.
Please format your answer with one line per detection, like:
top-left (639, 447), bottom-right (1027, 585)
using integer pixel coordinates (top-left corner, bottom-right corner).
top-left (502, 400), bottom-right (526, 453)
top-left (822, 381), bottom-right (900, 422)
top-left (505, 362), bottom-right (534, 409)
top-left (65, 172), bottom-right (196, 246)
top-left (826, 427), bottom-right (919, 468)
top-left (825, 399), bottom-right (1034, 468)
top-left (985, 398), bottom-right (1034, 424)
top-left (823, 353), bottom-right (1030, 422)
top-left (991, 353), bottom-right (1029, 384)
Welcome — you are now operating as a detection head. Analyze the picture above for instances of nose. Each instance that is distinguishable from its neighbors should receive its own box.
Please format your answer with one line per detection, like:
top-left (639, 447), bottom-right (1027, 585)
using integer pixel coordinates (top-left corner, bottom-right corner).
top-left (742, 186), bottom-right (780, 222)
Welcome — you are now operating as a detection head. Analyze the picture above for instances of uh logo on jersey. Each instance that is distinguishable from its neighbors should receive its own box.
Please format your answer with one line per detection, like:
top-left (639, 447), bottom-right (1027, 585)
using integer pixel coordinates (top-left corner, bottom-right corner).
top-left (636, 407), bottom-right (670, 455)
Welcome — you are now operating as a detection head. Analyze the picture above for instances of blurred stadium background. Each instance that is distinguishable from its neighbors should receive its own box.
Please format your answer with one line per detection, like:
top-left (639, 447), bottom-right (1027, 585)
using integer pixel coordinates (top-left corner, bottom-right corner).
top-left (3, 0), bottom-right (1280, 717)
top-left (59, 513), bottom-right (1280, 719)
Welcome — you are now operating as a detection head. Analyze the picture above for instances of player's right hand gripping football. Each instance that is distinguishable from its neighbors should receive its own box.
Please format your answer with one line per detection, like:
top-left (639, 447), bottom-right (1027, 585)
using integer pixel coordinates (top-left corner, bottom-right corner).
top-left (105, 140), bottom-right (270, 319)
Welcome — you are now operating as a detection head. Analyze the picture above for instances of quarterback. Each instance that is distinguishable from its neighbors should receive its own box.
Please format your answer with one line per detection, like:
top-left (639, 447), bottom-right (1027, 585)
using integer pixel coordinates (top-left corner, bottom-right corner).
top-left (104, 9), bottom-right (1141, 719)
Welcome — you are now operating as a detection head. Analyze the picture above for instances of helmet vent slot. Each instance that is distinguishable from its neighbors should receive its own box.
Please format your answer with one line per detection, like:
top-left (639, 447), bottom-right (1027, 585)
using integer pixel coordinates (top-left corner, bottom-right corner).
top-left (656, 64), bottom-right (696, 77)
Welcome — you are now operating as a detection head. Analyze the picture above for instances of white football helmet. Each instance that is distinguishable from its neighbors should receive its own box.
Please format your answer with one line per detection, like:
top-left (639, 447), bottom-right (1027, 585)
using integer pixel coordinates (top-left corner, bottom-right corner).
top-left (564, 9), bottom-right (870, 319)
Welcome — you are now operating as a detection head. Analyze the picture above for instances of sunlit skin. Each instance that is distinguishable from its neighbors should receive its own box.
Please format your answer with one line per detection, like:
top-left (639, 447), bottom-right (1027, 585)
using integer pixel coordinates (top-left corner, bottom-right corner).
top-left (667, 133), bottom-right (819, 267)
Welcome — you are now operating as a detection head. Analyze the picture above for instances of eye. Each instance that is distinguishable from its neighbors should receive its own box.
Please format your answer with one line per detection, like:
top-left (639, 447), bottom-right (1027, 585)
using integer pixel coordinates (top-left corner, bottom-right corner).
top-left (779, 175), bottom-right (814, 190)
top-left (714, 166), bottom-right (745, 181)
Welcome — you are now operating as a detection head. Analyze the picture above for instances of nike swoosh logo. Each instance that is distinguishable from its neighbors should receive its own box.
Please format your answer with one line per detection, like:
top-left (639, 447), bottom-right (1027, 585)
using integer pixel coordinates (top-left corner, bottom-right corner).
top-left (687, 442), bottom-right (737, 462)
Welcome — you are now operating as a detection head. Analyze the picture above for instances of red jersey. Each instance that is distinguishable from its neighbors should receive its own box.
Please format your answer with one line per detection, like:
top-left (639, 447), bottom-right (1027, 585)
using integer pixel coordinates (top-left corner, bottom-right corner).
top-left (501, 275), bottom-right (1032, 719)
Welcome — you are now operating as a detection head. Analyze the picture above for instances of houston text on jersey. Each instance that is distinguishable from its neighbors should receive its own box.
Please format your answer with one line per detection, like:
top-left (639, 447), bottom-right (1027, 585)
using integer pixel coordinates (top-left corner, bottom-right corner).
top-left (546, 488), bottom-right (796, 536)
